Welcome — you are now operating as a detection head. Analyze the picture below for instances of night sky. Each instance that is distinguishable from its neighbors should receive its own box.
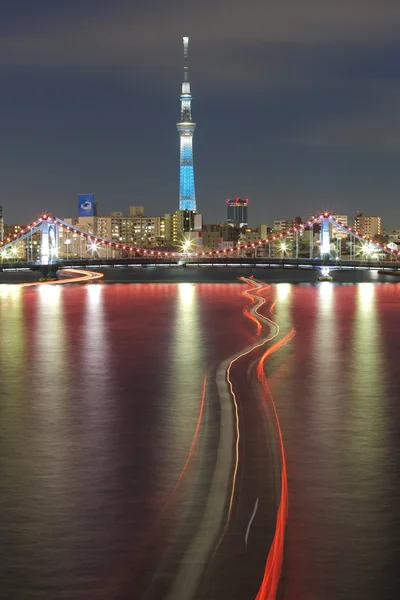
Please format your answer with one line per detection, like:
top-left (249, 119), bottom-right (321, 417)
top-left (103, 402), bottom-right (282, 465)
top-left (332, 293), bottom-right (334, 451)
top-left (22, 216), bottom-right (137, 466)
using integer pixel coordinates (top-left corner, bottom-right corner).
top-left (1, 0), bottom-right (400, 228)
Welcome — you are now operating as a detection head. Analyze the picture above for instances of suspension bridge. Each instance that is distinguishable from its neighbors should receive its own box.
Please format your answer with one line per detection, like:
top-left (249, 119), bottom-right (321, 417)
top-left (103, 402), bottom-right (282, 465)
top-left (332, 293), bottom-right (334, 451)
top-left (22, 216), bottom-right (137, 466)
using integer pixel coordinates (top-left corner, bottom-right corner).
top-left (0, 213), bottom-right (399, 277)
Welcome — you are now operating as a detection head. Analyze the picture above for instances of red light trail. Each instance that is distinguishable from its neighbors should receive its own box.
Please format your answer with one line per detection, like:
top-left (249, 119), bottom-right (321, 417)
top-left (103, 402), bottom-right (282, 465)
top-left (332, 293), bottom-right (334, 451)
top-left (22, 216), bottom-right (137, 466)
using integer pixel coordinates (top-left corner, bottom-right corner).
top-left (19, 268), bottom-right (103, 287)
top-left (255, 329), bottom-right (295, 600)
top-left (224, 276), bottom-right (296, 600)
top-left (170, 375), bottom-right (207, 495)
top-left (213, 278), bottom-right (282, 556)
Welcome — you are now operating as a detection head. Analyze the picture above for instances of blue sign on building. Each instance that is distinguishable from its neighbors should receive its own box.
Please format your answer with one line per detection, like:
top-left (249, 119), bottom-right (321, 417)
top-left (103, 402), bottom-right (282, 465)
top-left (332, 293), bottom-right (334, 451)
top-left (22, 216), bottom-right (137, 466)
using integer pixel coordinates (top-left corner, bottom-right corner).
top-left (78, 194), bottom-right (95, 217)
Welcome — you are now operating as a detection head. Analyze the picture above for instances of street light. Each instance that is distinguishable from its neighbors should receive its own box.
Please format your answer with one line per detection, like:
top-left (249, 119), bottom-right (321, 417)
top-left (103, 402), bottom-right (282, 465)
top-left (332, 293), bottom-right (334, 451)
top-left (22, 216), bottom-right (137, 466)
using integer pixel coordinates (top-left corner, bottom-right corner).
top-left (65, 238), bottom-right (71, 260)
top-left (88, 240), bottom-right (100, 256)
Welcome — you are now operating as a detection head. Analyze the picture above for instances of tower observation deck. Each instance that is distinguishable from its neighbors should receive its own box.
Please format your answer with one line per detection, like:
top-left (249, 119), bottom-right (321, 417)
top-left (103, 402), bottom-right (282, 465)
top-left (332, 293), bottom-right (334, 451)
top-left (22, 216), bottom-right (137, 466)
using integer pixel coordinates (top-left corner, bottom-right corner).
top-left (177, 37), bottom-right (196, 211)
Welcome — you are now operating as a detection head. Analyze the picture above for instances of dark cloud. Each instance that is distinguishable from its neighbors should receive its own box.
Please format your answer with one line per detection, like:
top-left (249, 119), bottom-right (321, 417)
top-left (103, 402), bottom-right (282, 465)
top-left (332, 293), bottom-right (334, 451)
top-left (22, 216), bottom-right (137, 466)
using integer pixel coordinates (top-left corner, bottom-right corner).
top-left (0, 1), bottom-right (400, 227)
top-left (2, 0), bottom-right (400, 69)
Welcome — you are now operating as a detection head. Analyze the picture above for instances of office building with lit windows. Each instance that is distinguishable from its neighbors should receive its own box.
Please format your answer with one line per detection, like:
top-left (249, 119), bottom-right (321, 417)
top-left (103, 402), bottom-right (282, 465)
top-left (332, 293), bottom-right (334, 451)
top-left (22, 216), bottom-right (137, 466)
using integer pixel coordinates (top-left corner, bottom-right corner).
top-left (226, 198), bottom-right (248, 226)
top-left (354, 213), bottom-right (382, 239)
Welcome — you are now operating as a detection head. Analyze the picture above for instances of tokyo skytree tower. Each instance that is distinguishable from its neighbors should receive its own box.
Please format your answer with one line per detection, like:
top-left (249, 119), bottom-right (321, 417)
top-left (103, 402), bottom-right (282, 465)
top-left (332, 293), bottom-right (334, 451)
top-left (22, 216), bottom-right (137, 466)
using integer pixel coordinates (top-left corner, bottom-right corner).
top-left (177, 37), bottom-right (196, 211)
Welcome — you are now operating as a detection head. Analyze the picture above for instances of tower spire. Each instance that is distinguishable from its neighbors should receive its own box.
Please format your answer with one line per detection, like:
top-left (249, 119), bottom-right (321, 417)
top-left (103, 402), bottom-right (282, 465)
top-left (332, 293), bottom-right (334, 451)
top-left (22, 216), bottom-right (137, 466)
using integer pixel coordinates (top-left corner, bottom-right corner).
top-left (183, 36), bottom-right (189, 82)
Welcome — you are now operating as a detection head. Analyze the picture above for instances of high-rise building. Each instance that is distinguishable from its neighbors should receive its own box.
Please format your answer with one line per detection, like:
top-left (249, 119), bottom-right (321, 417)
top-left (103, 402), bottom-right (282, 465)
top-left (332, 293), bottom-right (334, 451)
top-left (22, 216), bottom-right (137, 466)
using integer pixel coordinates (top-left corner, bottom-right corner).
top-left (177, 37), bottom-right (196, 211)
top-left (227, 198), bottom-right (248, 226)
top-left (0, 205), bottom-right (3, 241)
top-left (354, 213), bottom-right (382, 239)
top-left (164, 209), bottom-right (197, 244)
top-left (273, 220), bottom-right (295, 238)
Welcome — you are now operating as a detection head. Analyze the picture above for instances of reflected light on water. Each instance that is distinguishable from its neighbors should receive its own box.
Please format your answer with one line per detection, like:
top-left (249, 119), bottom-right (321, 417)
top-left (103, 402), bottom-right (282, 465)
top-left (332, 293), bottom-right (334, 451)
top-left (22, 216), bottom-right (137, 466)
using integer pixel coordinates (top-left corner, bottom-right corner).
top-left (0, 287), bottom-right (24, 427)
top-left (0, 284), bottom-right (22, 299)
top-left (86, 281), bottom-right (103, 308)
top-left (276, 283), bottom-right (292, 303)
top-left (178, 282), bottom-right (195, 307)
top-left (313, 276), bottom-right (337, 429)
top-left (83, 284), bottom-right (111, 395)
top-left (161, 283), bottom-right (205, 488)
top-left (35, 283), bottom-right (66, 414)
top-left (318, 281), bottom-right (333, 306)
top-left (347, 282), bottom-right (388, 567)
top-left (80, 285), bottom-right (113, 459)
top-left (358, 282), bottom-right (375, 313)
top-left (266, 283), bottom-right (294, 385)
top-left (38, 280), bottom-right (62, 303)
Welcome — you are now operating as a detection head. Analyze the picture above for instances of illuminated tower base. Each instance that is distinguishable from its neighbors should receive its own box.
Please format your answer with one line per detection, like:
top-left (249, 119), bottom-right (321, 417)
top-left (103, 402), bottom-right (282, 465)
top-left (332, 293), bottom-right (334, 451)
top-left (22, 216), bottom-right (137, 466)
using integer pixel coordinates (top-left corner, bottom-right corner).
top-left (177, 122), bottom-right (196, 211)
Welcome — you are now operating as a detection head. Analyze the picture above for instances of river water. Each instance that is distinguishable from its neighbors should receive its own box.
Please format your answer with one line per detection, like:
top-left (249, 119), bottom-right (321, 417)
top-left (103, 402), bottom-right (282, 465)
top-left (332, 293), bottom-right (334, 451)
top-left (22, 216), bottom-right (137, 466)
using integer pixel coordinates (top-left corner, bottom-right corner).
top-left (0, 281), bottom-right (399, 599)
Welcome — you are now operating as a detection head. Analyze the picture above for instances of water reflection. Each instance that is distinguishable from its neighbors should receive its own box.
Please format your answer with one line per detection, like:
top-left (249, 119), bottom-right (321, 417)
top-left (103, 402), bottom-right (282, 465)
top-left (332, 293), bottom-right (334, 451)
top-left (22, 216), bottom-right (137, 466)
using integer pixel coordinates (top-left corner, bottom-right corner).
top-left (31, 284), bottom-right (70, 470)
top-left (350, 283), bottom-right (386, 462)
top-left (162, 284), bottom-right (205, 484)
top-left (276, 283), bottom-right (292, 304)
top-left (0, 286), bottom-right (24, 398)
top-left (0, 282), bottom-right (398, 600)
top-left (313, 282), bottom-right (338, 441)
top-left (269, 283), bottom-right (293, 374)
top-left (82, 284), bottom-right (112, 403)
top-left (0, 287), bottom-right (25, 443)
top-left (340, 283), bottom-right (390, 596)
top-left (351, 283), bottom-right (384, 438)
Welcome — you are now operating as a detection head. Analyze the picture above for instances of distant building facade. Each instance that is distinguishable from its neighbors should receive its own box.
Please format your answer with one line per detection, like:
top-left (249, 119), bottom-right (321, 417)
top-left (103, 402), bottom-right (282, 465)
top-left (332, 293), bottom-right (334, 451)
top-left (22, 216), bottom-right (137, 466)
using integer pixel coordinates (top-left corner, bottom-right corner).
top-left (3, 224), bottom-right (24, 238)
top-left (354, 213), bottom-right (382, 238)
top-left (97, 214), bottom-right (166, 247)
top-left (164, 209), bottom-right (200, 245)
top-left (65, 205), bottom-right (166, 248)
top-left (273, 220), bottom-right (294, 233)
top-left (227, 198), bottom-right (248, 226)
top-left (273, 220), bottom-right (295, 239)
top-left (388, 229), bottom-right (400, 243)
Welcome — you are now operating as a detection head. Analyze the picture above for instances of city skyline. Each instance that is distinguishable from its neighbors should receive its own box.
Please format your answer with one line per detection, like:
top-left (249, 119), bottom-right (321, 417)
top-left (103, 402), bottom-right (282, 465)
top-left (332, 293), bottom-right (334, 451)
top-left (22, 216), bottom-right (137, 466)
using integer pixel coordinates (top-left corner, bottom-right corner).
top-left (1, 1), bottom-right (400, 226)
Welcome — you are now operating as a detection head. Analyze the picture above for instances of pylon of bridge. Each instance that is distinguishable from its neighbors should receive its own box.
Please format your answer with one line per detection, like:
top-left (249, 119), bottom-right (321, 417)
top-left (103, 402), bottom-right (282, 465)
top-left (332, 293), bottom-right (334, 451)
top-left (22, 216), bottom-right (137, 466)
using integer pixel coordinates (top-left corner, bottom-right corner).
top-left (320, 217), bottom-right (331, 257)
top-left (40, 219), bottom-right (59, 265)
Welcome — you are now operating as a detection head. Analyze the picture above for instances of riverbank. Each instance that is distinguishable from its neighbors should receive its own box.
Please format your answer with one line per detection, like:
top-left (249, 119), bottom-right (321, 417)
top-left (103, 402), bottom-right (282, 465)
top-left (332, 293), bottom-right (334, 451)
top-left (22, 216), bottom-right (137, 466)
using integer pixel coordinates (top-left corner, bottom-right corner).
top-left (377, 269), bottom-right (400, 277)
top-left (0, 266), bottom-right (395, 285)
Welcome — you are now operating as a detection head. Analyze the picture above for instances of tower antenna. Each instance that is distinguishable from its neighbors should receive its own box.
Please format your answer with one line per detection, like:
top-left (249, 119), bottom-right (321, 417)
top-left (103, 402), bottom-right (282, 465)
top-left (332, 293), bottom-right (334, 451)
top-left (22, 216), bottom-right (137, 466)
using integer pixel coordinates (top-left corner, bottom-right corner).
top-left (183, 36), bottom-right (189, 82)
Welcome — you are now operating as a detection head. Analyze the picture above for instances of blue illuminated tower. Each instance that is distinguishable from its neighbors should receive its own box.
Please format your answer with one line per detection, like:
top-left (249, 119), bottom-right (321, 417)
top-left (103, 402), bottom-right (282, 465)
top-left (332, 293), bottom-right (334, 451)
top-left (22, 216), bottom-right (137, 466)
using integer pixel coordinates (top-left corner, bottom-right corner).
top-left (177, 37), bottom-right (196, 211)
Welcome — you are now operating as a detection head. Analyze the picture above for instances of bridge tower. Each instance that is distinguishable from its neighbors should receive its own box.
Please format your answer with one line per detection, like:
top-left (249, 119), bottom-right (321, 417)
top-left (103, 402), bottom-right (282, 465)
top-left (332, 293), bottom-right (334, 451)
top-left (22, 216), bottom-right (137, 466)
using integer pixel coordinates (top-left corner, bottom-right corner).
top-left (320, 216), bottom-right (330, 257)
top-left (40, 218), bottom-right (58, 265)
top-left (177, 37), bottom-right (197, 211)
